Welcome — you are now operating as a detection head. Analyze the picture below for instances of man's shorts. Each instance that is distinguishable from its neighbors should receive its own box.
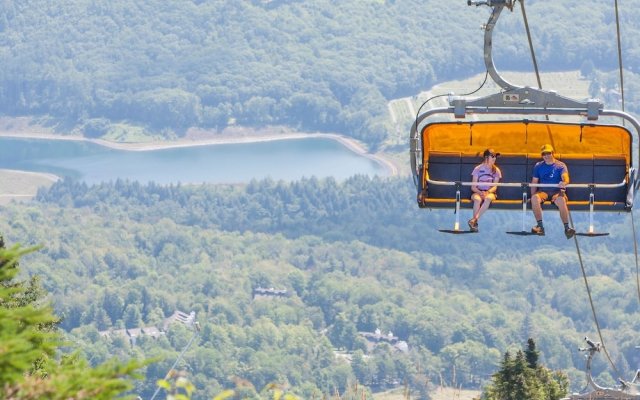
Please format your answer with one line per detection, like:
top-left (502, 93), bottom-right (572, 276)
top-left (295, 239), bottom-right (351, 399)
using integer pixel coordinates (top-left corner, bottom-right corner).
top-left (535, 190), bottom-right (566, 203)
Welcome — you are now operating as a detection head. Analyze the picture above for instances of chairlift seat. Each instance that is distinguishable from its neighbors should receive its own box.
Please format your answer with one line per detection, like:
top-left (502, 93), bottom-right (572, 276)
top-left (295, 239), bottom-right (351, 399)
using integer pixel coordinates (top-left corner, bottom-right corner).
top-left (417, 121), bottom-right (632, 212)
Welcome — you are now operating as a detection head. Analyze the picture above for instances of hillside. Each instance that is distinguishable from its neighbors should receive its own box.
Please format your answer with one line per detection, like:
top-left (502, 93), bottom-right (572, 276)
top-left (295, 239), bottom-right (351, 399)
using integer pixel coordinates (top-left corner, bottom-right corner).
top-left (2, 1), bottom-right (640, 398)
top-left (1, 177), bottom-right (638, 398)
top-left (0, 1), bottom-right (638, 149)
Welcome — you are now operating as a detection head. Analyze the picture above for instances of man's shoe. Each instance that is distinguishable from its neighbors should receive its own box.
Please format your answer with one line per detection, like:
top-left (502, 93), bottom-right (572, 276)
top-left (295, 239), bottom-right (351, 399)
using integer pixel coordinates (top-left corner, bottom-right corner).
top-left (531, 225), bottom-right (545, 236)
top-left (468, 218), bottom-right (478, 232)
top-left (565, 227), bottom-right (576, 239)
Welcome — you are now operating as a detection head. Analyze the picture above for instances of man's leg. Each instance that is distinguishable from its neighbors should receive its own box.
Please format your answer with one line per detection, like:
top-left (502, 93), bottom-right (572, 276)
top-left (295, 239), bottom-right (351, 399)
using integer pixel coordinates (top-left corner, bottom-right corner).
top-left (553, 193), bottom-right (575, 238)
top-left (531, 192), bottom-right (547, 235)
top-left (531, 193), bottom-right (543, 221)
top-left (554, 194), bottom-right (569, 224)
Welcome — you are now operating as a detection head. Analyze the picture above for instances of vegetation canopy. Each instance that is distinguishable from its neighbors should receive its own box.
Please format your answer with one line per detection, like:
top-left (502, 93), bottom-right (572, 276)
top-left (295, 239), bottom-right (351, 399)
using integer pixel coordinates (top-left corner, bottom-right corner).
top-left (0, 0), bottom-right (638, 147)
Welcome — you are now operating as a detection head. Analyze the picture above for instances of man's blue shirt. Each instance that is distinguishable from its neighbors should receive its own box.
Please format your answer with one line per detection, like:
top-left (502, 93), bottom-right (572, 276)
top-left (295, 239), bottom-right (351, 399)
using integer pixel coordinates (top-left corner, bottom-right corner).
top-left (533, 160), bottom-right (568, 184)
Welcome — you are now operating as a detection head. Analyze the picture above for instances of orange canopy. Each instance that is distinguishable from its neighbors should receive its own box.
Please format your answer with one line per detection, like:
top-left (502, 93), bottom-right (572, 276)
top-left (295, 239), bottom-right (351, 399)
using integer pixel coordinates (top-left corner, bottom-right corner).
top-left (421, 121), bottom-right (632, 164)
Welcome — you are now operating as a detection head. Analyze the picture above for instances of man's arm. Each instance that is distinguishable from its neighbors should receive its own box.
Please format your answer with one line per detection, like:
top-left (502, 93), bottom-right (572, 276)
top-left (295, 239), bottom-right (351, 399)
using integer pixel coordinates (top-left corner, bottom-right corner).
top-left (559, 171), bottom-right (570, 189)
top-left (531, 177), bottom-right (539, 195)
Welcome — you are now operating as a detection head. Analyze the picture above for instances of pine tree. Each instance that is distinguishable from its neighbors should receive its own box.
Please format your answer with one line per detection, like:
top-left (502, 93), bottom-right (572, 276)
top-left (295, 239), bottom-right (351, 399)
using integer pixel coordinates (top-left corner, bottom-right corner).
top-left (0, 239), bottom-right (145, 399)
top-left (481, 339), bottom-right (568, 400)
top-left (525, 338), bottom-right (539, 369)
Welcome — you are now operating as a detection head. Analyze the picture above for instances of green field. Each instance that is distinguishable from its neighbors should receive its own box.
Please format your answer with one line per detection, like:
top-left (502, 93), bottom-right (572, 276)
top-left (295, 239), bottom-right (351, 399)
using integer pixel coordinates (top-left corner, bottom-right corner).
top-left (0, 169), bottom-right (58, 205)
top-left (373, 386), bottom-right (481, 400)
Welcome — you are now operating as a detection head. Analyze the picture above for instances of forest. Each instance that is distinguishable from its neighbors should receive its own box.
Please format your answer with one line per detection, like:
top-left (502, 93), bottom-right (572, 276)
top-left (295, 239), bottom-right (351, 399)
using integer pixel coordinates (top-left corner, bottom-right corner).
top-left (0, 0), bottom-right (639, 149)
top-left (2, 0), bottom-right (640, 398)
top-left (1, 176), bottom-right (639, 398)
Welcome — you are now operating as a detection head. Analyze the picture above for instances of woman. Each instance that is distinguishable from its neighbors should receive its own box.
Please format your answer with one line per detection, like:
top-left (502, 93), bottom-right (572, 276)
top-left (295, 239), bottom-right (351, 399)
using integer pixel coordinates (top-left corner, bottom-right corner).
top-left (468, 148), bottom-right (502, 232)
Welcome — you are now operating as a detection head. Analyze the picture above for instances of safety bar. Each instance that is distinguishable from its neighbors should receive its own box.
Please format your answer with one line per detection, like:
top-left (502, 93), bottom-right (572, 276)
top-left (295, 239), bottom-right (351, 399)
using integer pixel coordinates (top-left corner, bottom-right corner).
top-left (425, 180), bottom-right (627, 189)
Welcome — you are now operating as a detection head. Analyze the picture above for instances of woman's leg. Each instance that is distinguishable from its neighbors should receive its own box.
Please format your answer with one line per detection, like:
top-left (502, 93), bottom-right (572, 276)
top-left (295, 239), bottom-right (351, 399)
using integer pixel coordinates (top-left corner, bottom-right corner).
top-left (475, 193), bottom-right (496, 220)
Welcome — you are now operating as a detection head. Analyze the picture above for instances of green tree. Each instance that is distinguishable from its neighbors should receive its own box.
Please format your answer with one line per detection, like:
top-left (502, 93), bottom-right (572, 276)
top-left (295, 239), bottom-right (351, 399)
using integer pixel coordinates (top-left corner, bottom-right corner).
top-left (525, 338), bottom-right (539, 369)
top-left (124, 304), bottom-right (143, 329)
top-left (580, 59), bottom-right (596, 79)
top-left (103, 289), bottom-right (125, 324)
top-left (0, 241), bottom-right (144, 399)
top-left (482, 339), bottom-right (568, 400)
top-left (329, 313), bottom-right (358, 350)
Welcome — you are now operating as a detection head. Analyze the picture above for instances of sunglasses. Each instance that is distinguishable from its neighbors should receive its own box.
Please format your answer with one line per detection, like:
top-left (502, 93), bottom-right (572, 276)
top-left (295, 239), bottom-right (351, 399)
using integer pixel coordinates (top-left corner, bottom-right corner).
top-left (489, 154), bottom-right (497, 158)
top-left (541, 152), bottom-right (552, 156)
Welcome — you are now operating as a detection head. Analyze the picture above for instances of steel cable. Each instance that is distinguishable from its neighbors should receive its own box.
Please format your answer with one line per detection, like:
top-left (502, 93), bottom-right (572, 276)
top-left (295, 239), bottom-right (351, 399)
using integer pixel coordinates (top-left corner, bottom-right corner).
top-left (568, 211), bottom-right (621, 379)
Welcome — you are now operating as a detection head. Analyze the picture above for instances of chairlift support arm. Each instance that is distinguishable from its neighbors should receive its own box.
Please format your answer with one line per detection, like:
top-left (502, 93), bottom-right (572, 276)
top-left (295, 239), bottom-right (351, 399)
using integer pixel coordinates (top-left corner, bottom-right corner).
top-left (410, 1), bottom-right (640, 190)
top-left (469, 0), bottom-right (519, 91)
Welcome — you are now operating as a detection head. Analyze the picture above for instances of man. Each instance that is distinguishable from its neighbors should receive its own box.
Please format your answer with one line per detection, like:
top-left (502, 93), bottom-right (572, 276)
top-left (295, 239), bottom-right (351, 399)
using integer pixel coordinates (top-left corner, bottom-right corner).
top-left (530, 144), bottom-right (576, 239)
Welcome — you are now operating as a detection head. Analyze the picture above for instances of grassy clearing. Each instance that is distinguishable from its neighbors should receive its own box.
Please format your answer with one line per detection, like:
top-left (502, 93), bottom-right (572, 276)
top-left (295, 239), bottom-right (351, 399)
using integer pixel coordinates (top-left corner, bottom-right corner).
top-left (0, 170), bottom-right (58, 205)
top-left (373, 386), bottom-right (481, 400)
top-left (424, 70), bottom-right (589, 101)
top-left (102, 123), bottom-right (164, 143)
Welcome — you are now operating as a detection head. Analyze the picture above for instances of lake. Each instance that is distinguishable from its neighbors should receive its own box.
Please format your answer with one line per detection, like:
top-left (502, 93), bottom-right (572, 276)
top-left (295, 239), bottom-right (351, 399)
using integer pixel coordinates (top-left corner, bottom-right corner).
top-left (0, 137), bottom-right (390, 184)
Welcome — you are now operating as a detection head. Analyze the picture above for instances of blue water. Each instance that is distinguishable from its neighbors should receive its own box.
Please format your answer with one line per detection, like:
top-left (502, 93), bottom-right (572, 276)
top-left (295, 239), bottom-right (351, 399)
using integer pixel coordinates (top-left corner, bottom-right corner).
top-left (0, 137), bottom-right (389, 184)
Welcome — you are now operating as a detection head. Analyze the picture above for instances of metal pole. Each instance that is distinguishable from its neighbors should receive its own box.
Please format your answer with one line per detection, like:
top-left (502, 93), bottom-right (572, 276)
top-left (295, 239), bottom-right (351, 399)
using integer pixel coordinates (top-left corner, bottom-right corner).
top-left (454, 188), bottom-right (461, 231)
top-left (521, 190), bottom-right (527, 232)
top-left (589, 192), bottom-right (595, 234)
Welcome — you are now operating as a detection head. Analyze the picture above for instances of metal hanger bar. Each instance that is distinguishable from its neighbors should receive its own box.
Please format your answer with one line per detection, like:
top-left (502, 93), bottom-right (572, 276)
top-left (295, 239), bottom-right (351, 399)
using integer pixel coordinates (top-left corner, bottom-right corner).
top-left (426, 179), bottom-right (627, 189)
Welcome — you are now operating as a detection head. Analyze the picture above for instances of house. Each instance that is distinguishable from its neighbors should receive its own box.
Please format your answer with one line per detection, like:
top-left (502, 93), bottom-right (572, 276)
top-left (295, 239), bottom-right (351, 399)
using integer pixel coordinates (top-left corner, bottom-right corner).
top-left (252, 287), bottom-right (288, 299)
top-left (99, 309), bottom-right (196, 346)
top-left (163, 310), bottom-right (196, 330)
top-left (358, 329), bottom-right (409, 354)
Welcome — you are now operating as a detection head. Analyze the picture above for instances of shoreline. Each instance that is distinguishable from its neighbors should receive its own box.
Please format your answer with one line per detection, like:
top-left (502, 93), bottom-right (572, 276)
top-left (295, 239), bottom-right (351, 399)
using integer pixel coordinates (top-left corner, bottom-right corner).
top-left (0, 130), bottom-right (399, 177)
top-left (0, 168), bottom-right (60, 183)
top-left (0, 169), bottom-right (60, 205)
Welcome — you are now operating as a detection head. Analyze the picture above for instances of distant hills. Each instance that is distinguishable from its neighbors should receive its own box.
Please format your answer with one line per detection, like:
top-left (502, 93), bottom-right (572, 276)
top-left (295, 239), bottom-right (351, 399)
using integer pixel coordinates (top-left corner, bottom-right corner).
top-left (0, 1), bottom-right (638, 148)
top-left (0, 176), bottom-right (637, 398)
